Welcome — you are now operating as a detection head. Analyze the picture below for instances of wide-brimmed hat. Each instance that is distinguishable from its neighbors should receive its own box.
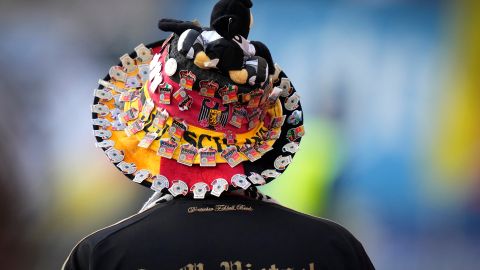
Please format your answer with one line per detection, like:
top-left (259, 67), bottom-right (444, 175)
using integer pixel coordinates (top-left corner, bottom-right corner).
top-left (91, 34), bottom-right (304, 199)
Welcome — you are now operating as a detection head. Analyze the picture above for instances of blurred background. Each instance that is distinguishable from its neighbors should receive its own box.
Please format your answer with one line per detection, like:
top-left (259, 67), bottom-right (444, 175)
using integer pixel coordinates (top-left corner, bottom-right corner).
top-left (1, 0), bottom-right (479, 269)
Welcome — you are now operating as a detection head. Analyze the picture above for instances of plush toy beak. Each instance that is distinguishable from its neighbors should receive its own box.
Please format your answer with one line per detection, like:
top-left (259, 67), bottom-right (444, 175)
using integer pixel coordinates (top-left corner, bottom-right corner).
top-left (204, 58), bottom-right (220, 68)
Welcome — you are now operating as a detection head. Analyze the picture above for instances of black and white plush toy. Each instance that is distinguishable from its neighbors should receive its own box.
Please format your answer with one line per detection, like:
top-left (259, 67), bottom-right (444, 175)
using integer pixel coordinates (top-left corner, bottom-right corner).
top-left (158, 0), bottom-right (275, 86)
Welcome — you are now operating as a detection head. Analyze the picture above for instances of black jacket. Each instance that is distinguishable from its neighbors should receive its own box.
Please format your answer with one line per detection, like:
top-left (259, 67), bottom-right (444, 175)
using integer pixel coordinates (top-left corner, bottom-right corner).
top-left (63, 194), bottom-right (374, 270)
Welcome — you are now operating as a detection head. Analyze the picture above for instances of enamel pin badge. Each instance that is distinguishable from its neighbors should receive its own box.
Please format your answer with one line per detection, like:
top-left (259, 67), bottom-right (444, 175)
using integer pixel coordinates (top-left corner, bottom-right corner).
top-left (199, 80), bottom-right (219, 98)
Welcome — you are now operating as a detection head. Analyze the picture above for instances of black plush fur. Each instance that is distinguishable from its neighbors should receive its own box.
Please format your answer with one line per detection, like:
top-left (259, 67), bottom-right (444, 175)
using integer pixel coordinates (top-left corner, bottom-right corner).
top-left (251, 40), bottom-right (274, 75)
top-left (158, 19), bottom-right (202, 36)
top-left (210, 0), bottom-right (252, 39)
top-left (158, 0), bottom-right (275, 84)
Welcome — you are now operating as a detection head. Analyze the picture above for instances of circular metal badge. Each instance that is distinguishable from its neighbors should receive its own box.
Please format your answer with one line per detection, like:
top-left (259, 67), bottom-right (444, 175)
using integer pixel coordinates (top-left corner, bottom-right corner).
top-left (165, 58), bottom-right (178, 76)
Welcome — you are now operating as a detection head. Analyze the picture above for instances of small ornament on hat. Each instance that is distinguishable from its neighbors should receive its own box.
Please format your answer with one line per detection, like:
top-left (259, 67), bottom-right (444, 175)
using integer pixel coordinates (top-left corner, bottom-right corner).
top-left (98, 79), bottom-right (122, 93)
top-left (287, 110), bottom-right (302, 125)
top-left (279, 78), bottom-right (292, 97)
top-left (286, 125), bottom-right (305, 142)
top-left (149, 53), bottom-right (162, 71)
top-left (152, 108), bottom-right (169, 130)
top-left (93, 129), bottom-right (112, 140)
top-left (95, 140), bottom-right (114, 149)
top-left (93, 89), bottom-right (113, 101)
top-left (269, 115), bottom-right (286, 129)
top-left (240, 144), bottom-right (262, 162)
top-left (274, 155), bottom-right (292, 171)
top-left (173, 88), bottom-right (188, 101)
top-left (157, 138), bottom-right (179, 159)
top-left (109, 66), bottom-right (127, 82)
top-left (179, 70), bottom-right (196, 90)
top-left (140, 99), bottom-right (155, 121)
top-left (117, 161), bottom-right (137, 175)
top-left (134, 43), bottom-right (153, 63)
top-left (119, 108), bottom-right (139, 123)
top-left (238, 93), bottom-right (250, 104)
top-left (151, 175), bottom-right (170, 192)
top-left (223, 130), bottom-right (236, 145)
top-left (229, 106), bottom-right (247, 129)
top-left (125, 75), bottom-right (141, 88)
top-left (231, 174), bottom-right (251, 190)
top-left (110, 108), bottom-right (122, 120)
top-left (198, 98), bottom-right (229, 129)
top-left (285, 92), bottom-right (301, 111)
top-left (173, 88), bottom-right (193, 111)
top-left (261, 169), bottom-right (281, 179)
top-left (111, 120), bottom-right (126, 131)
top-left (168, 118), bottom-right (188, 141)
top-left (164, 58), bottom-right (178, 77)
top-left (92, 118), bottom-right (111, 128)
top-left (177, 144), bottom-right (198, 166)
top-left (199, 80), bottom-right (219, 98)
top-left (133, 169), bottom-right (151, 183)
top-left (282, 141), bottom-right (300, 154)
top-left (158, 83), bottom-right (172, 104)
top-left (248, 172), bottom-right (266, 185)
top-left (191, 182), bottom-right (210, 199)
top-left (161, 34), bottom-right (174, 51)
top-left (255, 141), bottom-right (273, 154)
top-left (267, 87), bottom-right (282, 107)
top-left (246, 89), bottom-right (264, 108)
top-left (124, 119), bottom-right (145, 137)
top-left (218, 85), bottom-right (238, 104)
top-left (211, 178), bottom-right (229, 197)
top-left (113, 94), bottom-right (125, 109)
top-left (105, 147), bottom-right (124, 163)
top-left (137, 64), bottom-right (150, 82)
top-left (120, 54), bottom-right (137, 73)
top-left (119, 90), bottom-right (140, 102)
top-left (263, 129), bottom-right (281, 141)
top-left (91, 104), bottom-right (110, 116)
top-left (272, 64), bottom-right (282, 83)
top-left (168, 180), bottom-right (188, 196)
top-left (138, 132), bottom-right (159, 148)
top-left (199, 147), bottom-right (217, 167)
top-left (221, 146), bottom-right (243, 168)
top-left (178, 94), bottom-right (193, 111)
top-left (149, 69), bottom-right (164, 93)
top-left (150, 60), bottom-right (162, 78)
top-left (248, 108), bottom-right (262, 131)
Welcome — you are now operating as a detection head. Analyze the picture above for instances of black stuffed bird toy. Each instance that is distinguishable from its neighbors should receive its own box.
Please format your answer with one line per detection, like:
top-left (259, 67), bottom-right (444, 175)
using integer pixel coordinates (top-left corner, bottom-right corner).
top-left (158, 0), bottom-right (275, 86)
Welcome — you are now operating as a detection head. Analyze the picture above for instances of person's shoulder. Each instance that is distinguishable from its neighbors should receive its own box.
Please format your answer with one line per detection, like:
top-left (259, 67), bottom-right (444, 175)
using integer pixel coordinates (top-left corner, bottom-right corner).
top-left (62, 202), bottom-right (172, 270)
top-left (263, 202), bottom-right (375, 269)
top-left (270, 202), bottom-right (361, 240)
top-left (265, 201), bottom-right (352, 230)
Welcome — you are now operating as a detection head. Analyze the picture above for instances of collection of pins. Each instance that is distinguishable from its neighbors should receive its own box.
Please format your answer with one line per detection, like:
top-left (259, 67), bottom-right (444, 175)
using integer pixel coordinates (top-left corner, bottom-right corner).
top-left (91, 37), bottom-right (304, 199)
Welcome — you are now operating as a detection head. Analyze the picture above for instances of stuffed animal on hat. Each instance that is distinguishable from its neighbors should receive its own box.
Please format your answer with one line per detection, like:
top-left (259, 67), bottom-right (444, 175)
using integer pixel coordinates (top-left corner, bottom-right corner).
top-left (158, 0), bottom-right (275, 86)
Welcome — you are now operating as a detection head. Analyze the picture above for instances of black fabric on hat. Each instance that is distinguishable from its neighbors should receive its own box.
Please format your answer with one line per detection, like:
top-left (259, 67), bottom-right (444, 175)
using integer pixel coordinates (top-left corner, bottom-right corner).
top-left (210, 0), bottom-right (252, 39)
top-left (158, 18), bottom-right (202, 36)
top-left (251, 40), bottom-right (275, 75)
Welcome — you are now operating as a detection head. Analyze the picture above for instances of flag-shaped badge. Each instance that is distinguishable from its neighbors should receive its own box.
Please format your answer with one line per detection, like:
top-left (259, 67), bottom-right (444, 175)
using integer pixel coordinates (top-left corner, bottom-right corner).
top-left (199, 147), bottom-right (217, 167)
top-left (179, 70), bottom-right (196, 90)
top-left (199, 80), bottom-right (219, 98)
top-left (221, 146), bottom-right (243, 168)
top-left (218, 85), bottom-right (238, 104)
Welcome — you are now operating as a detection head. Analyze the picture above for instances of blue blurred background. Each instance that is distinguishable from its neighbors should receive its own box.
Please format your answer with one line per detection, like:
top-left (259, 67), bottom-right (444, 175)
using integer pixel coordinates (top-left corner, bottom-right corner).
top-left (1, 0), bottom-right (479, 269)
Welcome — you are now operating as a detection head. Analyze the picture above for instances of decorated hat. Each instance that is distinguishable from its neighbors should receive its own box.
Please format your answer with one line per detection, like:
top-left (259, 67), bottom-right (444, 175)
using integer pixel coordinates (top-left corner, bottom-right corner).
top-left (91, 34), bottom-right (304, 199)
